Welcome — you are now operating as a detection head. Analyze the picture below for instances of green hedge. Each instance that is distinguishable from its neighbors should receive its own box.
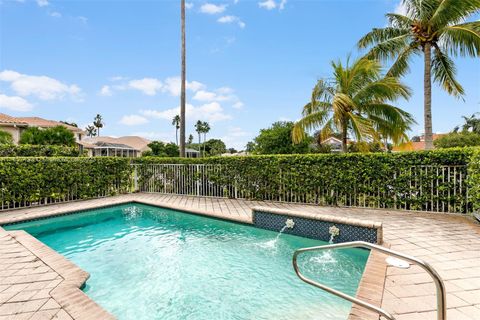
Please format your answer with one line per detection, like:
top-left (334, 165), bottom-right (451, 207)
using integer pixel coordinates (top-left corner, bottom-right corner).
top-left (0, 144), bottom-right (81, 157)
top-left (134, 148), bottom-right (477, 213)
top-left (0, 157), bottom-right (132, 209)
top-left (468, 149), bottom-right (480, 211)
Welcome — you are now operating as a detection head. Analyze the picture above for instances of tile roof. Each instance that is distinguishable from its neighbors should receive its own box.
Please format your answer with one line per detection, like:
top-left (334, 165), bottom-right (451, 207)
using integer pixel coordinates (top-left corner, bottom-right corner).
top-left (15, 117), bottom-right (84, 133)
top-left (0, 113), bottom-right (27, 125)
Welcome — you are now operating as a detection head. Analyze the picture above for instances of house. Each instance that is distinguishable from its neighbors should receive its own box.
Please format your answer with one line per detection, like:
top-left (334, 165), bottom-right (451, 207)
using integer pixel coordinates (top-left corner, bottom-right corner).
top-left (320, 137), bottom-right (344, 152)
top-left (0, 113), bottom-right (28, 144)
top-left (82, 136), bottom-right (152, 157)
top-left (392, 134), bottom-right (446, 152)
top-left (186, 148), bottom-right (200, 158)
top-left (0, 113), bottom-right (85, 144)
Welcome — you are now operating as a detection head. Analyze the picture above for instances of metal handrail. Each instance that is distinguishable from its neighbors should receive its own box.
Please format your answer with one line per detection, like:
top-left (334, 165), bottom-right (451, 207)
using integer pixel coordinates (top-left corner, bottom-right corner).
top-left (292, 241), bottom-right (446, 320)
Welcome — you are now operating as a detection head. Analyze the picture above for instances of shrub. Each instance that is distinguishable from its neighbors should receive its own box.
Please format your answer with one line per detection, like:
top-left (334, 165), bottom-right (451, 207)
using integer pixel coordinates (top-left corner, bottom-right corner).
top-left (0, 144), bottom-right (80, 157)
top-left (0, 130), bottom-right (13, 145)
top-left (20, 126), bottom-right (76, 146)
top-left (135, 148), bottom-right (476, 213)
top-left (468, 149), bottom-right (480, 211)
top-left (0, 157), bottom-right (133, 208)
top-left (434, 132), bottom-right (480, 148)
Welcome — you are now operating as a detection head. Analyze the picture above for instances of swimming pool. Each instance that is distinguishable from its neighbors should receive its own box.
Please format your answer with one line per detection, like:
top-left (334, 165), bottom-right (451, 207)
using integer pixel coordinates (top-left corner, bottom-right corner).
top-left (5, 203), bottom-right (369, 320)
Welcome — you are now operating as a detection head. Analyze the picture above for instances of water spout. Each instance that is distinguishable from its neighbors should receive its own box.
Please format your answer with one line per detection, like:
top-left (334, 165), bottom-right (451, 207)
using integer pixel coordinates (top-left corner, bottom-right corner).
top-left (328, 225), bottom-right (340, 244)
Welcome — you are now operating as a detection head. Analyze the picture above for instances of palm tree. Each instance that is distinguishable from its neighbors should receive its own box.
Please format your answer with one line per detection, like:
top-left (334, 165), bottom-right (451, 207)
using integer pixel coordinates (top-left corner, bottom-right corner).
top-left (195, 120), bottom-right (202, 144)
top-left (187, 134), bottom-right (194, 144)
top-left (454, 112), bottom-right (480, 133)
top-left (358, 0), bottom-right (480, 149)
top-left (292, 57), bottom-right (414, 152)
top-left (201, 121), bottom-right (210, 156)
top-left (93, 114), bottom-right (104, 137)
top-left (179, 0), bottom-right (187, 157)
top-left (172, 115), bottom-right (181, 145)
top-left (85, 125), bottom-right (97, 137)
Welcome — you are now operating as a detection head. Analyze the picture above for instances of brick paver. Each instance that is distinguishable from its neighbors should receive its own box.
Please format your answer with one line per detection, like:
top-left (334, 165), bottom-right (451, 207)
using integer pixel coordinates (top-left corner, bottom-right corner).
top-left (0, 194), bottom-right (479, 320)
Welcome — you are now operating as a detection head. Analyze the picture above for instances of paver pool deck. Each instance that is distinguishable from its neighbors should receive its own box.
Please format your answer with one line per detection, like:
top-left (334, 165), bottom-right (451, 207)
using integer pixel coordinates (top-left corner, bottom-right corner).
top-left (0, 193), bottom-right (479, 320)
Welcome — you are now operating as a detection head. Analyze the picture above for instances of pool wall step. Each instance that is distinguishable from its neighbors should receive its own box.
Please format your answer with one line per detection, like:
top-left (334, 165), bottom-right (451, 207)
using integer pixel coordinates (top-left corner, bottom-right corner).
top-left (251, 207), bottom-right (383, 244)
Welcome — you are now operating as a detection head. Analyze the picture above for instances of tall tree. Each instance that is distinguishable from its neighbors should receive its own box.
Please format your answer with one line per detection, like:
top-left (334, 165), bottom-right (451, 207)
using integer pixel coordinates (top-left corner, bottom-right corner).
top-left (85, 125), bottom-right (97, 137)
top-left (187, 134), bottom-right (194, 144)
top-left (358, 0), bottom-right (480, 149)
top-left (172, 115), bottom-right (181, 145)
top-left (93, 114), bottom-right (104, 137)
top-left (195, 120), bottom-right (203, 155)
top-left (292, 57), bottom-right (414, 152)
top-left (455, 112), bottom-right (480, 133)
top-left (179, 0), bottom-right (186, 157)
top-left (202, 121), bottom-right (210, 156)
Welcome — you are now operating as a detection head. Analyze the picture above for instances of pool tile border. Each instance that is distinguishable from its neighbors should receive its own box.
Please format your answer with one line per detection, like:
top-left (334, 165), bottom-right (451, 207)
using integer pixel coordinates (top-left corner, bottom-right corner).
top-left (252, 206), bottom-right (383, 244)
top-left (8, 230), bottom-right (115, 320)
top-left (0, 195), bottom-right (394, 320)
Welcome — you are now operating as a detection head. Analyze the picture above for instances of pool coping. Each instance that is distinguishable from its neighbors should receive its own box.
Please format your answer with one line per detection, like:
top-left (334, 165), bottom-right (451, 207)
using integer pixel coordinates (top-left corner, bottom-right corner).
top-left (0, 195), bottom-right (388, 320)
top-left (6, 230), bottom-right (115, 320)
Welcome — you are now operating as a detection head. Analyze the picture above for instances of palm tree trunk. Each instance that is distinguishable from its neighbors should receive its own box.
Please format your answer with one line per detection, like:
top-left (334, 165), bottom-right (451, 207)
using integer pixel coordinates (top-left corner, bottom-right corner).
top-left (176, 129), bottom-right (178, 146)
top-left (423, 43), bottom-right (433, 150)
top-left (341, 122), bottom-right (348, 153)
top-left (203, 133), bottom-right (206, 156)
top-left (179, 0), bottom-right (186, 157)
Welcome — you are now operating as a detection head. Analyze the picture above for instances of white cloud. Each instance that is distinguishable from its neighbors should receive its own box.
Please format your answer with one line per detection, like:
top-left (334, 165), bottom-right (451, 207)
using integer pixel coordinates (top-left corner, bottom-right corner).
top-left (100, 76), bottom-right (205, 97)
top-left (259, 0), bottom-right (276, 10)
top-left (193, 90), bottom-right (218, 101)
top-left (0, 94), bottom-right (33, 112)
top-left (258, 0), bottom-right (286, 10)
top-left (141, 102), bottom-right (232, 123)
top-left (36, 0), bottom-right (49, 7)
top-left (217, 15), bottom-right (246, 28)
top-left (200, 3), bottom-right (227, 14)
top-left (232, 101), bottom-right (244, 109)
top-left (110, 76), bottom-right (126, 81)
top-left (49, 11), bottom-right (61, 18)
top-left (162, 76), bottom-right (205, 96)
top-left (0, 70), bottom-right (82, 101)
top-left (128, 78), bottom-right (163, 96)
top-left (99, 85), bottom-right (112, 96)
top-left (185, 2), bottom-right (194, 9)
top-left (119, 115), bottom-right (149, 126)
top-left (192, 88), bottom-right (238, 102)
top-left (77, 16), bottom-right (88, 24)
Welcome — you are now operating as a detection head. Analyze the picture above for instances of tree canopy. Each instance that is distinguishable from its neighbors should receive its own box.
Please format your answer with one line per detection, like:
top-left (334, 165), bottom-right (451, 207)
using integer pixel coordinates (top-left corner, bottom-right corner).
top-left (249, 121), bottom-right (312, 155)
top-left (19, 126), bottom-right (76, 146)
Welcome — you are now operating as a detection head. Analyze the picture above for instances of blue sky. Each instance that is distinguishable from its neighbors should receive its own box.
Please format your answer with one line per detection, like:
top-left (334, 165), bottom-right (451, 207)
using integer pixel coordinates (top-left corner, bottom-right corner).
top-left (0, 0), bottom-right (479, 149)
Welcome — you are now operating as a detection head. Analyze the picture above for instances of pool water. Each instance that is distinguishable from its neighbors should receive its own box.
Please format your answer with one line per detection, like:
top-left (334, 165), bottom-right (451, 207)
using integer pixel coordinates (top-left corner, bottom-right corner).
top-left (5, 203), bottom-right (369, 320)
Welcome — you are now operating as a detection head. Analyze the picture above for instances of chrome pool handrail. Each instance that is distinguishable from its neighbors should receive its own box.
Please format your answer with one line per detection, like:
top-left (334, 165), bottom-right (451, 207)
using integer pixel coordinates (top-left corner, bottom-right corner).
top-left (292, 241), bottom-right (446, 320)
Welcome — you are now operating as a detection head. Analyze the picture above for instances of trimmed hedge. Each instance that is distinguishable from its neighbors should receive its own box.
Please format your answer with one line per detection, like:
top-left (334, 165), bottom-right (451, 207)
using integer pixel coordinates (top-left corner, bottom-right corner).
top-left (468, 149), bottom-right (480, 211)
top-left (0, 157), bottom-right (132, 209)
top-left (0, 145), bottom-right (81, 157)
top-left (134, 148), bottom-right (477, 213)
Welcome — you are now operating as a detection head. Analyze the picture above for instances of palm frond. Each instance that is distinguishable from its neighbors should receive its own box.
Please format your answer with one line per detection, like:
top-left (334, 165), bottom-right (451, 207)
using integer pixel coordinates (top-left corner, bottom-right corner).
top-left (347, 113), bottom-right (374, 141)
top-left (431, 0), bottom-right (480, 29)
top-left (440, 21), bottom-right (480, 57)
top-left (292, 111), bottom-right (330, 143)
top-left (354, 76), bottom-right (411, 104)
top-left (358, 27), bottom-right (410, 49)
top-left (386, 43), bottom-right (421, 77)
top-left (386, 13), bottom-right (415, 29)
top-left (432, 46), bottom-right (465, 97)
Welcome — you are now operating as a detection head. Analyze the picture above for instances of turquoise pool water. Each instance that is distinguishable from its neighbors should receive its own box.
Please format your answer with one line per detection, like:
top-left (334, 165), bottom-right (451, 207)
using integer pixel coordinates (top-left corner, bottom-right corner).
top-left (5, 203), bottom-right (369, 320)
